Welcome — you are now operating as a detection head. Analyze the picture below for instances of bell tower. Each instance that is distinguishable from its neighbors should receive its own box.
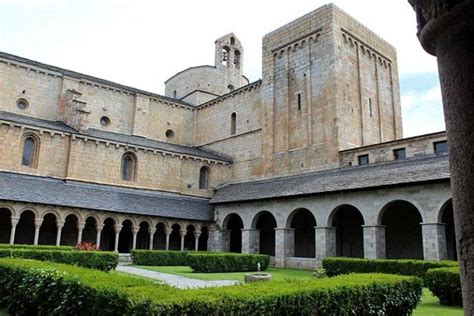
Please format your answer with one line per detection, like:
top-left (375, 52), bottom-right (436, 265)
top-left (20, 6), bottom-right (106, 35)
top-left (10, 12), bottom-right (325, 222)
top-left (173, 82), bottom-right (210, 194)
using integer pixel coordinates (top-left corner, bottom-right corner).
top-left (215, 33), bottom-right (244, 78)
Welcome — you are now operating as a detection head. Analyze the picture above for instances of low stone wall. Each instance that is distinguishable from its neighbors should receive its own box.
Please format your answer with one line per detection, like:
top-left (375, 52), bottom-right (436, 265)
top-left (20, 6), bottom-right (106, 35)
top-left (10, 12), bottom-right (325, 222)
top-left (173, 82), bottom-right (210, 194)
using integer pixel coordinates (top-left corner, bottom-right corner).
top-left (285, 257), bottom-right (317, 270)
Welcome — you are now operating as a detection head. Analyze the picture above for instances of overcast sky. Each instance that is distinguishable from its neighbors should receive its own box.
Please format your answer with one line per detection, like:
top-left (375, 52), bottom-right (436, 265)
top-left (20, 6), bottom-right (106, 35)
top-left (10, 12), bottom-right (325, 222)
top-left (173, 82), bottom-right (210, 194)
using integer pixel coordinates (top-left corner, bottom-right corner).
top-left (0, 0), bottom-right (445, 137)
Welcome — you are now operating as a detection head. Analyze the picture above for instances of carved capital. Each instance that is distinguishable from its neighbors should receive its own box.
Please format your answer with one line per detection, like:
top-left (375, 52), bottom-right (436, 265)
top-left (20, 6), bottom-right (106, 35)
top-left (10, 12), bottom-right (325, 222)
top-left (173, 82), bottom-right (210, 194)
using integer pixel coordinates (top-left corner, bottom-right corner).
top-left (179, 229), bottom-right (188, 238)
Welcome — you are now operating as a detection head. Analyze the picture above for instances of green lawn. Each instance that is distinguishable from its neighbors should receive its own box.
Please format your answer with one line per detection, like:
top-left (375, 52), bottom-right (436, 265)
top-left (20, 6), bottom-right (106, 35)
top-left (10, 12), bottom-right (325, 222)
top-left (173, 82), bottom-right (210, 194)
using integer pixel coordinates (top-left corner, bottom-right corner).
top-left (414, 288), bottom-right (463, 316)
top-left (132, 265), bottom-right (313, 281)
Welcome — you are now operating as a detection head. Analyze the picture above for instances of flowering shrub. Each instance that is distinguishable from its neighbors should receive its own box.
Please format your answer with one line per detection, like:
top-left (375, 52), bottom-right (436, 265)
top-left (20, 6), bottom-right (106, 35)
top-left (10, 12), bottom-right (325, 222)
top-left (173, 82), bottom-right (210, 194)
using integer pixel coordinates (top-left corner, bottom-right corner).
top-left (75, 242), bottom-right (100, 251)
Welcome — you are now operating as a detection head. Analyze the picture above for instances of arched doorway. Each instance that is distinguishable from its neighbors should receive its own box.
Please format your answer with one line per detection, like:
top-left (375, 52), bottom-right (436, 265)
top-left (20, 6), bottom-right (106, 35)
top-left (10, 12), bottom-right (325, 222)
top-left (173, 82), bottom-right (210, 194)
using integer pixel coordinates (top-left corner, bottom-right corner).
top-left (15, 210), bottom-right (35, 244)
top-left (100, 218), bottom-right (116, 251)
top-left (198, 226), bottom-right (209, 251)
top-left (330, 205), bottom-right (364, 258)
top-left (253, 211), bottom-right (277, 256)
top-left (38, 213), bottom-right (57, 245)
top-left (440, 200), bottom-right (457, 260)
top-left (0, 208), bottom-right (12, 243)
top-left (223, 214), bottom-right (243, 253)
top-left (169, 224), bottom-right (181, 250)
top-left (289, 208), bottom-right (316, 258)
top-left (184, 225), bottom-right (195, 251)
top-left (82, 217), bottom-right (97, 244)
top-left (118, 220), bottom-right (133, 253)
top-left (61, 214), bottom-right (79, 246)
top-left (136, 221), bottom-right (150, 249)
top-left (380, 200), bottom-right (423, 259)
top-left (153, 223), bottom-right (167, 250)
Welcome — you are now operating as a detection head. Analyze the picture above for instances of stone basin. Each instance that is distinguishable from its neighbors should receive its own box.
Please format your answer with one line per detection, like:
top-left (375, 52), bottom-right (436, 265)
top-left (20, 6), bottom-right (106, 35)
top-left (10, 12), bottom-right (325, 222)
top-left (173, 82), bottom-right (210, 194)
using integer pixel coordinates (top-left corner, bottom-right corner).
top-left (244, 273), bottom-right (272, 283)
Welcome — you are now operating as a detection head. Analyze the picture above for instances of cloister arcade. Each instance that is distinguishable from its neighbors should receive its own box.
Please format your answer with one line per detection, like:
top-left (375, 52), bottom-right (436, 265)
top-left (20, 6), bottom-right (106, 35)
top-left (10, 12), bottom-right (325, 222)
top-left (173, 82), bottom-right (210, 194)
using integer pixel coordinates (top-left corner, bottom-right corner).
top-left (0, 202), bottom-right (209, 253)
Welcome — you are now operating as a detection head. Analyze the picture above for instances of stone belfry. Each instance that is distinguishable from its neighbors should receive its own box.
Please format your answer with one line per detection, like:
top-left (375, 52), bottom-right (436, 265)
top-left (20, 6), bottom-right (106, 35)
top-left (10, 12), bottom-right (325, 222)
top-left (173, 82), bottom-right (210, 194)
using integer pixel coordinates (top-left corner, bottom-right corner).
top-left (214, 33), bottom-right (244, 79)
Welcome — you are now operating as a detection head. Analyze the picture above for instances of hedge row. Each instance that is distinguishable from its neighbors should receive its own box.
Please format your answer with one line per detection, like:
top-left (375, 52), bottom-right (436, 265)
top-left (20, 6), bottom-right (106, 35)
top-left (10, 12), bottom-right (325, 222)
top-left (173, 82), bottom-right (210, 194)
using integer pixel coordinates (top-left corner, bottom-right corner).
top-left (0, 244), bottom-right (74, 251)
top-left (0, 258), bottom-right (423, 315)
top-left (188, 252), bottom-right (270, 272)
top-left (132, 250), bottom-right (189, 266)
top-left (426, 267), bottom-right (462, 306)
top-left (323, 257), bottom-right (458, 280)
top-left (0, 249), bottom-right (118, 271)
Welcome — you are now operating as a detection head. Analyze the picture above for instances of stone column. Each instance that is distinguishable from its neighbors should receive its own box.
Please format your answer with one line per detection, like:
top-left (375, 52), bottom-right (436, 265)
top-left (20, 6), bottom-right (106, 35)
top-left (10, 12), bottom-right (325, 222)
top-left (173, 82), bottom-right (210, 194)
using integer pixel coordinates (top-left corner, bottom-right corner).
top-left (56, 220), bottom-right (64, 247)
top-left (362, 225), bottom-right (386, 259)
top-left (113, 224), bottom-right (122, 252)
top-left (179, 229), bottom-right (187, 251)
top-left (207, 228), bottom-right (226, 252)
top-left (33, 218), bottom-right (43, 245)
top-left (165, 228), bottom-right (173, 250)
top-left (9, 216), bottom-right (19, 245)
top-left (77, 221), bottom-right (85, 245)
top-left (315, 226), bottom-right (336, 261)
top-left (149, 228), bottom-right (156, 250)
top-left (409, 1), bottom-right (474, 311)
top-left (96, 224), bottom-right (103, 247)
top-left (132, 227), bottom-right (139, 250)
top-left (241, 229), bottom-right (259, 254)
top-left (274, 228), bottom-right (295, 267)
top-left (194, 231), bottom-right (202, 251)
top-left (421, 223), bottom-right (448, 260)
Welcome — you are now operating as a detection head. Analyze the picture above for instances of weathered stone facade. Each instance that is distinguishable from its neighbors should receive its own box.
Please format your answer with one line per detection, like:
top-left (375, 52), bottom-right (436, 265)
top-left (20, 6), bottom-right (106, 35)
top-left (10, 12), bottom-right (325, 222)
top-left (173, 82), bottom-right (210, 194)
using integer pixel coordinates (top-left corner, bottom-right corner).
top-left (0, 4), bottom-right (454, 266)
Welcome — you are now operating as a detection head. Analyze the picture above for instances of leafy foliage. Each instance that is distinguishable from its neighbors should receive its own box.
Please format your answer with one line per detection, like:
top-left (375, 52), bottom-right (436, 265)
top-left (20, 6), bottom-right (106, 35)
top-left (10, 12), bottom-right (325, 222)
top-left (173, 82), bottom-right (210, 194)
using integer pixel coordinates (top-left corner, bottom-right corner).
top-left (187, 252), bottom-right (270, 273)
top-left (426, 267), bottom-right (462, 306)
top-left (0, 244), bottom-right (74, 251)
top-left (132, 250), bottom-right (189, 266)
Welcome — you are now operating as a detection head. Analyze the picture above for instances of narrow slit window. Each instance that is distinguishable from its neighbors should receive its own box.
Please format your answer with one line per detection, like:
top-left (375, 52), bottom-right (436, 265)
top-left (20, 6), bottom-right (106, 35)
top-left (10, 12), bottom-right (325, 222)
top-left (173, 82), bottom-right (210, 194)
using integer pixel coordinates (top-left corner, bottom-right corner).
top-left (199, 166), bottom-right (210, 189)
top-left (369, 98), bottom-right (373, 117)
top-left (230, 112), bottom-right (237, 135)
top-left (297, 93), bottom-right (302, 111)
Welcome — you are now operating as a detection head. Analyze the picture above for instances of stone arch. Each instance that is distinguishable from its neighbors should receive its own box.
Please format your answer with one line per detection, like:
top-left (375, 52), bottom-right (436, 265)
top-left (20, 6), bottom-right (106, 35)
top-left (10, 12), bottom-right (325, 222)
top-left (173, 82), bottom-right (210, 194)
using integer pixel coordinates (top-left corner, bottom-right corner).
top-left (329, 204), bottom-right (365, 258)
top-left (252, 211), bottom-right (277, 256)
top-left (18, 206), bottom-right (40, 219)
top-left (82, 216), bottom-right (98, 244)
top-left (38, 212), bottom-right (57, 245)
top-left (61, 210), bottom-right (83, 224)
top-left (100, 217), bottom-right (116, 251)
top-left (198, 226), bottom-right (209, 251)
top-left (121, 152), bottom-right (138, 181)
top-left (169, 223), bottom-right (181, 250)
top-left (136, 221), bottom-right (150, 250)
top-left (287, 208), bottom-right (316, 258)
top-left (439, 199), bottom-right (457, 260)
top-left (223, 213), bottom-right (243, 253)
top-left (184, 224), bottom-right (196, 251)
top-left (199, 166), bottom-right (210, 190)
top-left (61, 213), bottom-right (79, 245)
top-left (0, 207), bottom-right (12, 243)
top-left (153, 222), bottom-right (167, 250)
top-left (118, 219), bottom-right (133, 253)
top-left (20, 132), bottom-right (41, 168)
top-left (15, 209), bottom-right (36, 244)
top-left (380, 200), bottom-right (424, 259)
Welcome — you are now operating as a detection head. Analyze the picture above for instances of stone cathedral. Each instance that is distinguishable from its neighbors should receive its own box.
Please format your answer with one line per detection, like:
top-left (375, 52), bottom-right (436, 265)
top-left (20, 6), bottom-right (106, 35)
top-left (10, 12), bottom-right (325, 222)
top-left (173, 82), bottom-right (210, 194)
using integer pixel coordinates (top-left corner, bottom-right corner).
top-left (0, 4), bottom-right (454, 268)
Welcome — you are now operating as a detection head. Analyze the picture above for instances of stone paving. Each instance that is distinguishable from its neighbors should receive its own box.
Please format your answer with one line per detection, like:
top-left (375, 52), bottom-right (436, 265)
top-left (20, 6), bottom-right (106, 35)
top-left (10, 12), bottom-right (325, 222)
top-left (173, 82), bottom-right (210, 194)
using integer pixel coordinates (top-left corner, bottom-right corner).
top-left (116, 264), bottom-right (240, 289)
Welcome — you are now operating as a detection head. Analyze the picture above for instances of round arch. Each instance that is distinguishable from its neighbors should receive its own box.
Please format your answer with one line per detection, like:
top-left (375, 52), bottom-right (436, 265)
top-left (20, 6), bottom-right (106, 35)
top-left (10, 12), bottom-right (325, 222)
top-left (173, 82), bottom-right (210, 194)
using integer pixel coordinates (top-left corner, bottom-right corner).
top-left (15, 210), bottom-right (36, 244)
top-left (287, 208), bottom-right (317, 258)
top-left (439, 199), bottom-right (457, 260)
top-left (118, 219), bottom-right (133, 253)
top-left (329, 204), bottom-right (365, 258)
top-left (169, 223), bottom-right (181, 251)
top-left (82, 216), bottom-right (98, 244)
top-left (222, 213), bottom-right (243, 253)
top-left (38, 213), bottom-right (57, 245)
top-left (198, 226), bottom-right (209, 251)
top-left (0, 207), bottom-right (12, 243)
top-left (100, 217), bottom-right (116, 251)
top-left (252, 211), bottom-right (277, 256)
top-left (61, 213), bottom-right (79, 246)
top-left (136, 221), bottom-right (150, 250)
top-left (153, 222), bottom-right (167, 250)
top-left (184, 225), bottom-right (196, 251)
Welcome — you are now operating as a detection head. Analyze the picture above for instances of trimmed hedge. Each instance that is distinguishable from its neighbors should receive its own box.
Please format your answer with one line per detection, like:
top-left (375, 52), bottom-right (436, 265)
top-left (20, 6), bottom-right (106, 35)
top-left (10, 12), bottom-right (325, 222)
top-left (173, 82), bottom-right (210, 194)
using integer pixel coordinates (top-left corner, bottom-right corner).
top-left (0, 244), bottom-right (74, 251)
top-left (0, 249), bottom-right (118, 271)
top-left (188, 252), bottom-right (270, 272)
top-left (132, 250), bottom-right (189, 266)
top-left (0, 258), bottom-right (423, 315)
top-left (323, 257), bottom-right (458, 280)
top-left (426, 267), bottom-right (462, 306)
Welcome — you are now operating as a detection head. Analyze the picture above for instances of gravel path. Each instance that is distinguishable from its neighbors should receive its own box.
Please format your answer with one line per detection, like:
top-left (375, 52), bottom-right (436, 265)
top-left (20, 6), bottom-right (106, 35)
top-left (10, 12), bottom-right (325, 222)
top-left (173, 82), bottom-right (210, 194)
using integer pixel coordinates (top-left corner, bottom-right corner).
top-left (116, 264), bottom-right (240, 289)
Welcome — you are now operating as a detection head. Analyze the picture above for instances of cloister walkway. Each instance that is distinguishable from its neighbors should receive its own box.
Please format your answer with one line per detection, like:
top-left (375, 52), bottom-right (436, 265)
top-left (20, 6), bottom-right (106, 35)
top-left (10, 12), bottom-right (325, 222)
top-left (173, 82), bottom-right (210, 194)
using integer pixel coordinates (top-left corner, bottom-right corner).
top-left (116, 264), bottom-right (239, 289)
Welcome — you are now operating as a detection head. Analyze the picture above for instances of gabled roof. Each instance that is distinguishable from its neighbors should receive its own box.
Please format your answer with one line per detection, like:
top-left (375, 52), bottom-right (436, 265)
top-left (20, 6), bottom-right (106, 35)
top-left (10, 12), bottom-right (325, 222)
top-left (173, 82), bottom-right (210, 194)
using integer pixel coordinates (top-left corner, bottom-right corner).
top-left (211, 154), bottom-right (450, 204)
top-left (0, 172), bottom-right (213, 221)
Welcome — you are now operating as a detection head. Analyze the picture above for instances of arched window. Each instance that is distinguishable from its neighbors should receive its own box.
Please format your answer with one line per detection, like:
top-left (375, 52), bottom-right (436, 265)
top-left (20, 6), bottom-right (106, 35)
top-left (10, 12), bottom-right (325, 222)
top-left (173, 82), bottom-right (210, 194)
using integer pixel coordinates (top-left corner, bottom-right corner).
top-left (230, 37), bottom-right (235, 46)
top-left (222, 46), bottom-right (230, 66)
top-left (234, 50), bottom-right (241, 68)
top-left (199, 166), bottom-right (210, 190)
top-left (230, 112), bottom-right (237, 135)
top-left (21, 135), bottom-right (39, 167)
top-left (121, 152), bottom-right (137, 181)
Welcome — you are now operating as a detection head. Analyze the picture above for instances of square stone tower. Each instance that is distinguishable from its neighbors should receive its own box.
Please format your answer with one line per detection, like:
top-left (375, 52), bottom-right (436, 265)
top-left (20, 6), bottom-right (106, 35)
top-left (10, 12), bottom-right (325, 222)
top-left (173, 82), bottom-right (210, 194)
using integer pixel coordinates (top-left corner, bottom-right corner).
top-left (260, 4), bottom-right (402, 177)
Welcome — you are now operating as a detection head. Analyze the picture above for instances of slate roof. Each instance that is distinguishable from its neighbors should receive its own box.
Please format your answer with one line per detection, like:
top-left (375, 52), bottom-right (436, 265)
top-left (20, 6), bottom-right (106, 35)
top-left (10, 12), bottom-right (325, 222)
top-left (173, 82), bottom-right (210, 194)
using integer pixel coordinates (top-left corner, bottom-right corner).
top-left (0, 110), bottom-right (231, 162)
top-left (0, 172), bottom-right (213, 221)
top-left (211, 154), bottom-right (451, 204)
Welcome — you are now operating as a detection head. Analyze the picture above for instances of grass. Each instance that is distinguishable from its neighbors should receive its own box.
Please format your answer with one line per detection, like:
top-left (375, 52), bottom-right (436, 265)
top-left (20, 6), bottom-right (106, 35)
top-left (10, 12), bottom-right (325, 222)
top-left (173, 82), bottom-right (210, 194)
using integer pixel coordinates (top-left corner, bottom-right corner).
top-left (132, 265), bottom-right (313, 281)
top-left (414, 288), bottom-right (463, 316)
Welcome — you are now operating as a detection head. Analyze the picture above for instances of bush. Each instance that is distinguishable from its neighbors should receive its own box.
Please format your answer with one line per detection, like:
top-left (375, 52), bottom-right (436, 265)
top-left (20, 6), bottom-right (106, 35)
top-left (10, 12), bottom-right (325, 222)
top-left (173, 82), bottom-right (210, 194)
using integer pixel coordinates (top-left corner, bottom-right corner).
top-left (323, 257), bottom-right (458, 280)
top-left (0, 258), bottom-right (423, 315)
top-left (188, 253), bottom-right (271, 272)
top-left (0, 249), bottom-right (118, 271)
top-left (426, 267), bottom-right (462, 306)
top-left (132, 250), bottom-right (189, 266)
top-left (0, 243), bottom-right (74, 251)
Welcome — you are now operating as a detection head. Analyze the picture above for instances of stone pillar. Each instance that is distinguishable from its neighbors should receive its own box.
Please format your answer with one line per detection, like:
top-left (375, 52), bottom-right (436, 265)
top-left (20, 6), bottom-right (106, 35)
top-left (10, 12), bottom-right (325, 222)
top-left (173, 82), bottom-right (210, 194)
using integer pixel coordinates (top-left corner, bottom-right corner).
top-left (165, 228), bottom-right (173, 251)
top-left (179, 229), bottom-right (187, 251)
top-left (149, 228), bottom-right (156, 250)
top-left (132, 227), bottom-right (139, 250)
top-left (9, 216), bottom-right (19, 245)
top-left (421, 223), bottom-right (448, 260)
top-left (194, 231), bottom-right (202, 251)
top-left (315, 226), bottom-right (336, 261)
top-left (274, 228), bottom-right (295, 267)
top-left (96, 224), bottom-right (103, 247)
top-left (77, 221), bottom-right (85, 245)
top-left (241, 229), bottom-right (259, 254)
top-left (208, 228), bottom-right (226, 252)
top-left (362, 225), bottom-right (386, 259)
top-left (409, 1), bottom-right (474, 311)
top-left (56, 220), bottom-right (64, 247)
top-left (33, 218), bottom-right (43, 245)
top-left (113, 224), bottom-right (122, 252)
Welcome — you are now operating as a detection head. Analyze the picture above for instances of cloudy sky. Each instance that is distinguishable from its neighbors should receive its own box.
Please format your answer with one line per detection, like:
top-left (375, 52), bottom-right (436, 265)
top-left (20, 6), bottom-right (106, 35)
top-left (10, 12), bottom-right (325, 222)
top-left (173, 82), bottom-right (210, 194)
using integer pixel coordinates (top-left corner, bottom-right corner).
top-left (0, 0), bottom-right (445, 137)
